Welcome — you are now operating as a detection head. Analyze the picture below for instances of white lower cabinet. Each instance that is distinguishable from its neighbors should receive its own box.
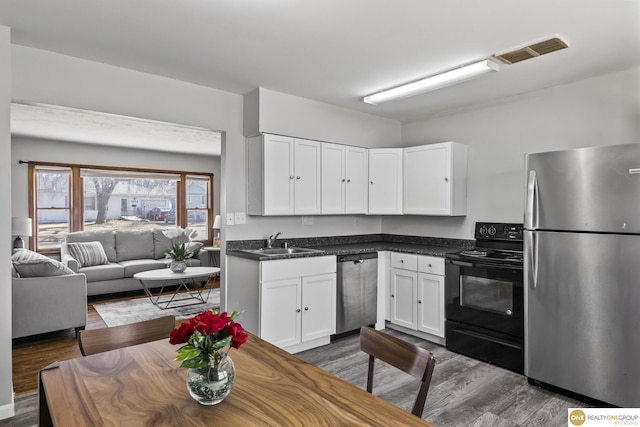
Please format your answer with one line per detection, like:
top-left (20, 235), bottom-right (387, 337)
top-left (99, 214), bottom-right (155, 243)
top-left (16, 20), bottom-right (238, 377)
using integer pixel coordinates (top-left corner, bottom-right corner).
top-left (388, 252), bottom-right (445, 343)
top-left (390, 267), bottom-right (417, 330)
top-left (417, 272), bottom-right (445, 337)
top-left (260, 278), bottom-right (301, 348)
top-left (259, 256), bottom-right (336, 353)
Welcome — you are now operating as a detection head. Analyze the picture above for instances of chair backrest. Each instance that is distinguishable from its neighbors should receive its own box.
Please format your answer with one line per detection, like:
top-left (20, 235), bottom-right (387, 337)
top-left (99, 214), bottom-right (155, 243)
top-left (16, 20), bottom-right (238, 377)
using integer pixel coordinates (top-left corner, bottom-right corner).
top-left (78, 315), bottom-right (176, 356)
top-left (359, 326), bottom-right (436, 418)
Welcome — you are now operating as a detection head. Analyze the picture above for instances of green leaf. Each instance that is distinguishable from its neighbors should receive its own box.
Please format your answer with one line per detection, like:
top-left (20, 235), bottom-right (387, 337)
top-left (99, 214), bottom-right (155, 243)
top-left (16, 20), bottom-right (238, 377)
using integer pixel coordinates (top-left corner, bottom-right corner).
top-left (211, 336), bottom-right (232, 350)
top-left (179, 355), bottom-right (210, 369)
top-left (229, 310), bottom-right (244, 320)
top-left (175, 345), bottom-right (202, 361)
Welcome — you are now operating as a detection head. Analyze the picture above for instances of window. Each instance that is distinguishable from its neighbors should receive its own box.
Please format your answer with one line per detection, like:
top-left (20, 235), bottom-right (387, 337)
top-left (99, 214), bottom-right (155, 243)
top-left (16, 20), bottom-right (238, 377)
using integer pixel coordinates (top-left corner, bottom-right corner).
top-left (186, 175), bottom-right (210, 240)
top-left (29, 163), bottom-right (214, 253)
top-left (34, 166), bottom-right (71, 250)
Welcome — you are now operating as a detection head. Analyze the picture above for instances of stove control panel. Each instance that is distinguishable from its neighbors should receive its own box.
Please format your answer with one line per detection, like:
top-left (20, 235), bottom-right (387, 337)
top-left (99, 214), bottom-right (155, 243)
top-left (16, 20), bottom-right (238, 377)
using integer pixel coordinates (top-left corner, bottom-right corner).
top-left (475, 222), bottom-right (524, 242)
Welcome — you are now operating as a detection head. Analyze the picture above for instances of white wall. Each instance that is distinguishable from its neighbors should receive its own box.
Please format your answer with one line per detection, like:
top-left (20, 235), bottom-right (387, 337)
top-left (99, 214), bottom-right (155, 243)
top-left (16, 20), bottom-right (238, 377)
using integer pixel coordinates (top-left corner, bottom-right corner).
top-left (7, 44), bottom-right (242, 407)
top-left (11, 137), bottom-right (221, 229)
top-left (0, 26), bottom-right (14, 420)
top-left (388, 66), bottom-right (640, 239)
top-left (226, 88), bottom-right (402, 242)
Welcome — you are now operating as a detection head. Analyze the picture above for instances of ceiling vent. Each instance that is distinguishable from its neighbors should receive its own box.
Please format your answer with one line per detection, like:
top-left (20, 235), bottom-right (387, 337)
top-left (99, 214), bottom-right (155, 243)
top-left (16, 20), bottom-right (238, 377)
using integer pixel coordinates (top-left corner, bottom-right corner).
top-left (494, 36), bottom-right (568, 64)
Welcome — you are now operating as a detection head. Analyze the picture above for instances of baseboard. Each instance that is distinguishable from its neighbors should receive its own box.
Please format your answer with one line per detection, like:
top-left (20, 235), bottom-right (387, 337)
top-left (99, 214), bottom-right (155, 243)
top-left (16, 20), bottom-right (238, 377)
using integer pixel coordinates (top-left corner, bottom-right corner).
top-left (0, 394), bottom-right (15, 421)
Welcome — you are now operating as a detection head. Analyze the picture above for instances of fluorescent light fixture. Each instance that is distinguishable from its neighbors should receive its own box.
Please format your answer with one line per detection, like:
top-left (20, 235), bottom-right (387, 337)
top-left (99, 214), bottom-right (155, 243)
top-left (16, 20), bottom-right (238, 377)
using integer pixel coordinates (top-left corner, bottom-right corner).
top-left (363, 59), bottom-right (500, 105)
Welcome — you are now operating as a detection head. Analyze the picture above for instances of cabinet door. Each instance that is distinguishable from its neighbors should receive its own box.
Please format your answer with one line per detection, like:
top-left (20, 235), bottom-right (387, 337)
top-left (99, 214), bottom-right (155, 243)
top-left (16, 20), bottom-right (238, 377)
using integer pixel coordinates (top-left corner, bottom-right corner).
top-left (301, 273), bottom-right (336, 342)
top-left (369, 149), bottom-right (403, 214)
top-left (321, 143), bottom-right (346, 214)
top-left (417, 273), bottom-right (445, 337)
top-left (390, 268), bottom-right (417, 329)
top-left (263, 134), bottom-right (295, 215)
top-left (294, 138), bottom-right (321, 215)
top-left (345, 146), bottom-right (368, 214)
top-left (260, 278), bottom-right (301, 348)
top-left (404, 143), bottom-right (450, 215)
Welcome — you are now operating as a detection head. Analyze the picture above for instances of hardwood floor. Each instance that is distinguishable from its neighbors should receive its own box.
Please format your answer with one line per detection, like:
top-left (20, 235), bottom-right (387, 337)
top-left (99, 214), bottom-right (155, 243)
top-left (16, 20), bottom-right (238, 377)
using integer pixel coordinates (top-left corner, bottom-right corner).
top-left (10, 290), bottom-right (136, 396)
top-left (6, 282), bottom-right (588, 426)
top-left (297, 330), bottom-right (589, 427)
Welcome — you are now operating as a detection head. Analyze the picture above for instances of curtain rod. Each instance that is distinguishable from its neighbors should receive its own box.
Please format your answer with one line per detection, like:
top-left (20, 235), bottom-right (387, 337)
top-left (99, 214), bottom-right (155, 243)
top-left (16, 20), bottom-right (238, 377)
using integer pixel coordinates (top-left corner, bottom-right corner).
top-left (16, 160), bottom-right (213, 177)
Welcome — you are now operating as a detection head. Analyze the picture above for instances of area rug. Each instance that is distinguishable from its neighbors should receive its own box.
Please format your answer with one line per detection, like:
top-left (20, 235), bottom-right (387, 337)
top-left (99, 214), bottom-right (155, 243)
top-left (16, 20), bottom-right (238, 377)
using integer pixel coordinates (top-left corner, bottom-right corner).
top-left (94, 289), bottom-right (220, 327)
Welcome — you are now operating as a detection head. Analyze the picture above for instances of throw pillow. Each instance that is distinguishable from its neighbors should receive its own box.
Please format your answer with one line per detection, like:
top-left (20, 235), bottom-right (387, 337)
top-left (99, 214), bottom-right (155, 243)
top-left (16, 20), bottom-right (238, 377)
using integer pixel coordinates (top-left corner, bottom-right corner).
top-left (186, 241), bottom-right (204, 256)
top-left (13, 260), bottom-right (76, 278)
top-left (66, 241), bottom-right (110, 268)
top-left (11, 249), bottom-right (75, 277)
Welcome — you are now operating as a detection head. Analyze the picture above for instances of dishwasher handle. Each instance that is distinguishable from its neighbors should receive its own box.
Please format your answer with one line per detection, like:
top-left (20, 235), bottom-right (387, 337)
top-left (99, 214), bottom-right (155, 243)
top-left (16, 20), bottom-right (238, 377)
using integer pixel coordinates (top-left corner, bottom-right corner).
top-left (337, 253), bottom-right (378, 263)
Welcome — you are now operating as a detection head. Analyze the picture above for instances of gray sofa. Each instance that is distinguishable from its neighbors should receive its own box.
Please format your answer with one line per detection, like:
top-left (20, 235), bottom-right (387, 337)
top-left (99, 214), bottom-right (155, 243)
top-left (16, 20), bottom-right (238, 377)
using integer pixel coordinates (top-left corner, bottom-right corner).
top-left (12, 272), bottom-right (87, 338)
top-left (11, 249), bottom-right (88, 338)
top-left (61, 229), bottom-right (206, 296)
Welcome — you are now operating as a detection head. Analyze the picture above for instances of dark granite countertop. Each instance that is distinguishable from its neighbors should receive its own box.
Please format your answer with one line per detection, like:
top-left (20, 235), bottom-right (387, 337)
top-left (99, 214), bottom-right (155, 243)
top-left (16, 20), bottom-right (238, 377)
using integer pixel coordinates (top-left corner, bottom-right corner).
top-left (227, 234), bottom-right (474, 261)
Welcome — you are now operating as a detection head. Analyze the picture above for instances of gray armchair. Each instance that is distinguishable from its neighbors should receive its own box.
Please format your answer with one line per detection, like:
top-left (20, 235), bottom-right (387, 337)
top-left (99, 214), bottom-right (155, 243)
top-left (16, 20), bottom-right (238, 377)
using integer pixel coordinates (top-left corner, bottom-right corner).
top-left (12, 272), bottom-right (88, 339)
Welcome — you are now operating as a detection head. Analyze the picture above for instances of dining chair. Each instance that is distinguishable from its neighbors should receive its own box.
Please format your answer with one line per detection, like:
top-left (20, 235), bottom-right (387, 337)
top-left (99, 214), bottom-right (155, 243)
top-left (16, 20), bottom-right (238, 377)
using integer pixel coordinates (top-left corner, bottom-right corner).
top-left (359, 326), bottom-right (436, 418)
top-left (78, 315), bottom-right (176, 356)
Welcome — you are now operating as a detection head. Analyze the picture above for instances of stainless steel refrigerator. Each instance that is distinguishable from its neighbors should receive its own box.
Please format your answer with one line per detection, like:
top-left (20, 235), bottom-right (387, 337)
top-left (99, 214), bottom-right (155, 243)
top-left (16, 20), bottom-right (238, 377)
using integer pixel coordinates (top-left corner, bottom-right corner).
top-left (524, 143), bottom-right (640, 407)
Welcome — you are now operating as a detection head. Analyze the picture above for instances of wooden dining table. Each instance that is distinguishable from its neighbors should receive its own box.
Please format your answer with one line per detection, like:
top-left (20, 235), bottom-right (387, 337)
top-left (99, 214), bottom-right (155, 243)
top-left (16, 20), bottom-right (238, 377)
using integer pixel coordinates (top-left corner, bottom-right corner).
top-left (39, 333), bottom-right (436, 426)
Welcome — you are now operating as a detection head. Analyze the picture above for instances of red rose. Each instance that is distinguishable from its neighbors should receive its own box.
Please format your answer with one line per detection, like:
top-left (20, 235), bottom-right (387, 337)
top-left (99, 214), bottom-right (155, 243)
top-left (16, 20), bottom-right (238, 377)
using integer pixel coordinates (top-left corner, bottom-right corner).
top-left (169, 322), bottom-right (195, 344)
top-left (225, 321), bottom-right (248, 349)
top-left (193, 310), bottom-right (230, 335)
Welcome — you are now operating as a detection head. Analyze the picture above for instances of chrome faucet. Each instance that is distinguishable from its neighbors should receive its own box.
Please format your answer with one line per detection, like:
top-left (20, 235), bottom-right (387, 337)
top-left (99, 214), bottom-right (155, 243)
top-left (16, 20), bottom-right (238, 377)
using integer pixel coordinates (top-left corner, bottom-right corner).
top-left (266, 232), bottom-right (282, 248)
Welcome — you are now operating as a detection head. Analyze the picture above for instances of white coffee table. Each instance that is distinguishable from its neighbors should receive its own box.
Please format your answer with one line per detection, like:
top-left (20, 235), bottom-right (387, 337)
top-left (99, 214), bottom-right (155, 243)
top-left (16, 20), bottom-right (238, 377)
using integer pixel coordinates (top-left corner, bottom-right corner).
top-left (133, 266), bottom-right (220, 310)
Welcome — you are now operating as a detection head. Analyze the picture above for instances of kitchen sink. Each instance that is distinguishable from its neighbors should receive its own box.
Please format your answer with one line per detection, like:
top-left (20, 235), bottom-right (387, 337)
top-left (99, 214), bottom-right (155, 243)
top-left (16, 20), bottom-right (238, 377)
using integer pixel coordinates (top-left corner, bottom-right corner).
top-left (240, 247), bottom-right (324, 256)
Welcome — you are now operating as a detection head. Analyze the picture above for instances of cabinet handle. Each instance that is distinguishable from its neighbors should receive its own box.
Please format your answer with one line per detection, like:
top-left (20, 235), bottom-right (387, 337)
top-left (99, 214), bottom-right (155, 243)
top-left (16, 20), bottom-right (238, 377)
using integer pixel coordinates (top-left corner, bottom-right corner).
top-left (296, 176), bottom-right (301, 180)
top-left (428, 263), bottom-right (432, 267)
top-left (341, 178), bottom-right (346, 182)
top-left (290, 176), bottom-right (295, 180)
top-left (304, 307), bottom-right (309, 311)
top-left (296, 308), bottom-right (301, 312)
top-left (347, 179), bottom-right (351, 183)
top-left (370, 180), bottom-right (374, 184)
top-left (391, 294), bottom-right (395, 298)
top-left (418, 300), bottom-right (422, 304)
top-left (444, 177), bottom-right (449, 182)
top-left (400, 259), bottom-right (404, 263)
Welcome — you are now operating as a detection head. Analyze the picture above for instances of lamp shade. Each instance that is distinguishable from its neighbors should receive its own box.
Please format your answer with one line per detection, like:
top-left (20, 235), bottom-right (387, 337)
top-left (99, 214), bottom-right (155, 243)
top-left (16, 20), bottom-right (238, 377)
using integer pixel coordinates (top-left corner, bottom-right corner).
top-left (12, 217), bottom-right (32, 237)
top-left (213, 215), bottom-right (221, 230)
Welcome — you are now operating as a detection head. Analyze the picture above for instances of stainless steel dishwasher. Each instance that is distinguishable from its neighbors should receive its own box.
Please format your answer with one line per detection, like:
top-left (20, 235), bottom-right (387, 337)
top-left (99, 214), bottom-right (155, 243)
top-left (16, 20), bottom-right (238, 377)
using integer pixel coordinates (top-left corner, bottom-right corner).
top-left (335, 253), bottom-right (378, 335)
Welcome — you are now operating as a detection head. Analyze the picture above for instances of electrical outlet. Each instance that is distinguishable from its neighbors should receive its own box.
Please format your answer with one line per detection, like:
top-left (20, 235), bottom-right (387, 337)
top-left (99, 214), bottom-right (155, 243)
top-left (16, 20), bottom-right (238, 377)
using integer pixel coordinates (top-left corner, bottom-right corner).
top-left (302, 216), bottom-right (314, 225)
top-left (226, 213), bottom-right (235, 225)
top-left (235, 212), bottom-right (246, 225)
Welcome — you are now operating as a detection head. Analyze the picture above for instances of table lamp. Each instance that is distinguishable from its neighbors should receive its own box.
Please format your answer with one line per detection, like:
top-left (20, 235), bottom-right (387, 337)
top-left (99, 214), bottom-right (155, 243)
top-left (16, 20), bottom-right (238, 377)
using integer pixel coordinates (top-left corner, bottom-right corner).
top-left (213, 215), bottom-right (221, 247)
top-left (12, 217), bottom-right (32, 250)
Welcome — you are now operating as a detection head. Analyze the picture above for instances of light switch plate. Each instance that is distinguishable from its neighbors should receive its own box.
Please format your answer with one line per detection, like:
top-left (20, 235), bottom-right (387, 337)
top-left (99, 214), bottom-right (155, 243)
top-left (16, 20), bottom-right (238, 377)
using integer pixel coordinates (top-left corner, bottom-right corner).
top-left (226, 213), bottom-right (235, 225)
top-left (235, 212), bottom-right (246, 225)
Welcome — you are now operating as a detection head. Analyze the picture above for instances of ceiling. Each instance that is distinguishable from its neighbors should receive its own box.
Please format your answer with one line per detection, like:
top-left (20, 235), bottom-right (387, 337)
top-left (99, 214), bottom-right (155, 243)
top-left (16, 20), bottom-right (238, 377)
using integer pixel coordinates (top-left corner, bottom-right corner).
top-left (11, 102), bottom-right (222, 156)
top-left (2, 0), bottom-right (639, 152)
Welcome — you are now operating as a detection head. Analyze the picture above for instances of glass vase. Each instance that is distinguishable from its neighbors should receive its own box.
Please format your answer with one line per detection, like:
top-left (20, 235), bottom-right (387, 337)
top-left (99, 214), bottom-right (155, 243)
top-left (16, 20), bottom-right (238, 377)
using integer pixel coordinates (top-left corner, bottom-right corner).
top-left (186, 355), bottom-right (236, 405)
top-left (170, 260), bottom-right (187, 273)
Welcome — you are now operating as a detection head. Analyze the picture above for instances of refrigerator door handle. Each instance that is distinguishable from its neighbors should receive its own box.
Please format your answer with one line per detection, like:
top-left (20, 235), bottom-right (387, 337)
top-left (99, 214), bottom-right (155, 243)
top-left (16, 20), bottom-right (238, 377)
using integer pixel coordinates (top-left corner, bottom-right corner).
top-left (526, 231), bottom-right (539, 289)
top-left (525, 170), bottom-right (539, 230)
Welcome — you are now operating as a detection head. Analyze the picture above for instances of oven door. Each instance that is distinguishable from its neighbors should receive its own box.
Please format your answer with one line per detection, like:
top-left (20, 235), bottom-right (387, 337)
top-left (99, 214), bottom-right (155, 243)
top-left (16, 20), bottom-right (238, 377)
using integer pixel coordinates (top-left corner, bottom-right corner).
top-left (445, 258), bottom-right (523, 338)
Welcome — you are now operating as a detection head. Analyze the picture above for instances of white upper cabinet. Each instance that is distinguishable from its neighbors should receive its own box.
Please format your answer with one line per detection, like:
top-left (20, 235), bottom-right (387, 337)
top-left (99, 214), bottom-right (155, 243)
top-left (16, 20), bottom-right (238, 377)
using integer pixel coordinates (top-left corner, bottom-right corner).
top-left (369, 148), bottom-right (403, 215)
top-left (345, 146), bottom-right (369, 214)
top-left (294, 138), bottom-right (322, 215)
top-left (403, 142), bottom-right (467, 216)
top-left (321, 143), bottom-right (368, 214)
top-left (247, 134), bottom-right (321, 215)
